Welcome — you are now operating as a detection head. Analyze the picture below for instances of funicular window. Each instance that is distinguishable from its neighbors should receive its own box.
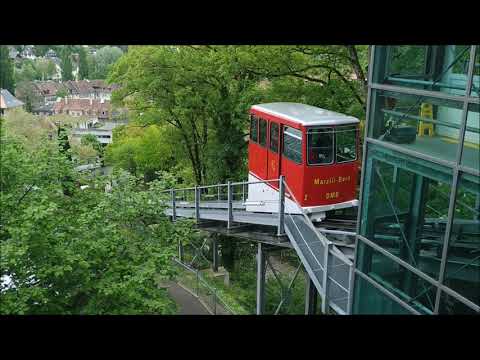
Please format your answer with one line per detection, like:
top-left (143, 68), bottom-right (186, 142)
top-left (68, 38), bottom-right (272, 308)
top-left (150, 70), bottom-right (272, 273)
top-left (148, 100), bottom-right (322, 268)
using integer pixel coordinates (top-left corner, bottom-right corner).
top-left (283, 126), bottom-right (302, 164)
top-left (259, 118), bottom-right (267, 147)
top-left (250, 115), bottom-right (258, 142)
top-left (269, 122), bottom-right (279, 153)
top-left (336, 125), bottom-right (358, 163)
top-left (307, 128), bottom-right (333, 165)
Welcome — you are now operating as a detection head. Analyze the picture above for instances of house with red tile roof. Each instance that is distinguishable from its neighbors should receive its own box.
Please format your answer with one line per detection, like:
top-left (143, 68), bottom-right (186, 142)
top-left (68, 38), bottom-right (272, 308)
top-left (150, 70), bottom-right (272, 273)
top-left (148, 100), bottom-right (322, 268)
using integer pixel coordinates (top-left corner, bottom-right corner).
top-left (53, 97), bottom-right (111, 128)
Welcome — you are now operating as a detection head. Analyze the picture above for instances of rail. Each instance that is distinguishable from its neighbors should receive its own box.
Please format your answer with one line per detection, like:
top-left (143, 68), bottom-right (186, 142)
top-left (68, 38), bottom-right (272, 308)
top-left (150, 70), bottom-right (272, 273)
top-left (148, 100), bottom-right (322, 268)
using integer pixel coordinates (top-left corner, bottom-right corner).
top-left (173, 258), bottom-right (236, 315)
top-left (162, 178), bottom-right (283, 234)
top-left (162, 176), bottom-right (355, 314)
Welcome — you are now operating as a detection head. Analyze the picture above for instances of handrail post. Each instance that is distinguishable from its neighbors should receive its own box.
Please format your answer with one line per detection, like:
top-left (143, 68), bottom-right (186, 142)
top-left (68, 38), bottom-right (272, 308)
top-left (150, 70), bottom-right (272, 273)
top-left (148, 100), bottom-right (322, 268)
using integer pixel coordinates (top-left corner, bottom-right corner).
top-left (242, 182), bottom-right (246, 202)
top-left (171, 189), bottom-right (176, 222)
top-left (277, 176), bottom-right (285, 236)
top-left (217, 185), bottom-right (221, 201)
top-left (196, 270), bottom-right (199, 296)
top-left (322, 242), bottom-right (331, 314)
top-left (178, 239), bottom-right (184, 262)
top-left (195, 186), bottom-right (200, 223)
top-left (227, 181), bottom-right (233, 229)
top-left (213, 289), bottom-right (217, 315)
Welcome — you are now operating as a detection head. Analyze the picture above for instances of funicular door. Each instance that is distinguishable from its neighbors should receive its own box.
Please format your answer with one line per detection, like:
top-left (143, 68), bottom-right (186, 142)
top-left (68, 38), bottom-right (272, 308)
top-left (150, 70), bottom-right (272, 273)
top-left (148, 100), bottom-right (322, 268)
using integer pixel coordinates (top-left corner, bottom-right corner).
top-left (249, 117), bottom-right (268, 180)
top-left (267, 121), bottom-right (281, 185)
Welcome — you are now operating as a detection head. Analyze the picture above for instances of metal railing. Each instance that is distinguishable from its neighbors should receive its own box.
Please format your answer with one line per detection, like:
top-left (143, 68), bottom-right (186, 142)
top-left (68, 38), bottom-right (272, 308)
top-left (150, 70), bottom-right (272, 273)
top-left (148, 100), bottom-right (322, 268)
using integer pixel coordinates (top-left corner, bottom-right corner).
top-left (163, 176), bottom-right (355, 314)
top-left (162, 177), bottom-right (285, 235)
top-left (173, 258), bottom-right (236, 315)
top-left (282, 181), bottom-right (353, 314)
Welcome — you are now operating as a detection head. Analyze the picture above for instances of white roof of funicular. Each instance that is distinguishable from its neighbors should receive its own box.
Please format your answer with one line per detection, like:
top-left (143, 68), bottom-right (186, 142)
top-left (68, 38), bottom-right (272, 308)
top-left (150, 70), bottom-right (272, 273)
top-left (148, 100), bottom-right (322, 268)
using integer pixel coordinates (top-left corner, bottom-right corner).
top-left (251, 102), bottom-right (359, 126)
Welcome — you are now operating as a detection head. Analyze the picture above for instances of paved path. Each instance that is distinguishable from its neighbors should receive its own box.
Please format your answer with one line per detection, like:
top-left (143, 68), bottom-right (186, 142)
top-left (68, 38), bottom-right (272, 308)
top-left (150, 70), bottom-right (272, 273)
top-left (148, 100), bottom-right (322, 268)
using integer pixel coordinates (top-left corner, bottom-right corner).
top-left (165, 282), bottom-right (211, 315)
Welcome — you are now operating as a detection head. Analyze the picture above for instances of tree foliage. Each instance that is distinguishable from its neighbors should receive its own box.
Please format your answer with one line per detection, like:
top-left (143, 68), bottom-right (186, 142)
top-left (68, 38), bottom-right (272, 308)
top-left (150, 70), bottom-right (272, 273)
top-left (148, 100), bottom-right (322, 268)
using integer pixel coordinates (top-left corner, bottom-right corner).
top-left (108, 45), bottom-right (368, 186)
top-left (78, 47), bottom-right (89, 80)
top-left (105, 122), bottom-right (183, 182)
top-left (0, 119), bottom-right (196, 314)
top-left (61, 50), bottom-right (73, 81)
top-left (0, 45), bottom-right (15, 93)
top-left (87, 46), bottom-right (123, 79)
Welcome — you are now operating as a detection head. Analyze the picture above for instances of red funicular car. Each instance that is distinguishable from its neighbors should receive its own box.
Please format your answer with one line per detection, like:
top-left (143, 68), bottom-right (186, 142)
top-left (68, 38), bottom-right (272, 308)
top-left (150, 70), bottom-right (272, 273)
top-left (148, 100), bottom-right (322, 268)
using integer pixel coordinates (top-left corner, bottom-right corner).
top-left (246, 102), bottom-right (359, 221)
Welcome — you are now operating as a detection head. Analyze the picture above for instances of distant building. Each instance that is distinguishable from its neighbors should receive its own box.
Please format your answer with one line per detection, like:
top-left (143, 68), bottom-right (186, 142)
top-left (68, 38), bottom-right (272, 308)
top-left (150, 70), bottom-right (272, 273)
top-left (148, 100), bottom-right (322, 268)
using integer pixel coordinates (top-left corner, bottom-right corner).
top-left (8, 47), bottom-right (18, 60)
top-left (31, 81), bottom-right (67, 104)
top-left (53, 97), bottom-right (111, 126)
top-left (45, 48), bottom-right (57, 58)
top-left (0, 89), bottom-right (24, 116)
top-left (32, 102), bottom-right (54, 116)
top-left (20, 45), bottom-right (36, 60)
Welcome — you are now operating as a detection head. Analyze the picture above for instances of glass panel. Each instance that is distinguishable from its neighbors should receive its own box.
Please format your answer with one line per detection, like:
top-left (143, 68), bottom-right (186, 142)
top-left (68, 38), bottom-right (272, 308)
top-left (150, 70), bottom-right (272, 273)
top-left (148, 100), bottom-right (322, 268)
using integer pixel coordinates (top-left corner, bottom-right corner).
top-left (359, 145), bottom-right (454, 281)
top-left (389, 46), bottom-right (428, 77)
top-left (442, 172), bottom-right (480, 308)
top-left (372, 45), bottom-right (472, 96)
top-left (269, 122), bottom-right (279, 153)
top-left (471, 46), bottom-right (480, 97)
top-left (461, 103), bottom-right (480, 171)
top-left (368, 89), bottom-right (465, 164)
top-left (259, 118), bottom-right (267, 147)
top-left (307, 128), bottom-right (333, 165)
top-left (352, 273), bottom-right (412, 314)
top-left (356, 242), bottom-right (436, 314)
top-left (336, 125), bottom-right (358, 163)
top-left (438, 290), bottom-right (478, 314)
top-left (250, 115), bottom-right (258, 142)
top-left (283, 126), bottom-right (302, 164)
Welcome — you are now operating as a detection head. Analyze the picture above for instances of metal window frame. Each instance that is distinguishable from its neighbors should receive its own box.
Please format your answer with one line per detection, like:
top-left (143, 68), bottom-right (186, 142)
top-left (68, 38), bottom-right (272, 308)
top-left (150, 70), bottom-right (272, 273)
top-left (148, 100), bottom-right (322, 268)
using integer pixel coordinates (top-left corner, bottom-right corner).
top-left (282, 126), bottom-right (303, 165)
top-left (249, 114), bottom-right (258, 143)
top-left (349, 45), bottom-right (376, 314)
top-left (258, 117), bottom-right (268, 147)
top-left (356, 235), bottom-right (440, 288)
top-left (306, 127), bottom-right (335, 166)
top-left (351, 45), bottom-right (480, 315)
top-left (434, 45), bottom-right (478, 314)
top-left (371, 83), bottom-right (480, 105)
top-left (269, 121), bottom-right (279, 153)
top-left (354, 269), bottom-right (421, 315)
top-left (335, 125), bottom-right (359, 164)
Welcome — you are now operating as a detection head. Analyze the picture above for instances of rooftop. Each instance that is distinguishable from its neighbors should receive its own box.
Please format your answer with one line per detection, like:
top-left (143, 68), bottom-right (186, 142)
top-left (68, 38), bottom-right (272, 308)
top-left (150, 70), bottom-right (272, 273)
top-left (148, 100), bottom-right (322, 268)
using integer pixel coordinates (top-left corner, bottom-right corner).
top-left (251, 102), bottom-right (359, 126)
top-left (0, 89), bottom-right (24, 109)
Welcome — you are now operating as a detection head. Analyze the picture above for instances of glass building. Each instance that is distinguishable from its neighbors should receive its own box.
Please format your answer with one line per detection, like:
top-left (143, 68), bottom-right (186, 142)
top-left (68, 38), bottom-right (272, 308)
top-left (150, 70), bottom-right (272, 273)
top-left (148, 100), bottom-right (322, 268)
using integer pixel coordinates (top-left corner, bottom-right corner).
top-left (351, 46), bottom-right (479, 314)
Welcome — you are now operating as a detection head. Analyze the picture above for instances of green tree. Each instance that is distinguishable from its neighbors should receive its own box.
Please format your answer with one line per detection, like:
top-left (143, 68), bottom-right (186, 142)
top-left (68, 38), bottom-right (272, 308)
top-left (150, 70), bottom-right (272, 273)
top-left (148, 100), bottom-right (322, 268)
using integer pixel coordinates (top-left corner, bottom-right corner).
top-left (108, 46), bottom-right (368, 187)
top-left (0, 121), bottom-right (195, 314)
top-left (78, 47), bottom-right (89, 80)
top-left (35, 58), bottom-right (56, 80)
top-left (0, 45), bottom-right (15, 93)
top-left (81, 133), bottom-right (104, 165)
top-left (14, 60), bottom-right (38, 83)
top-left (108, 46), bottom-right (259, 185)
top-left (88, 46), bottom-right (123, 79)
top-left (105, 123), bottom-right (180, 182)
top-left (61, 51), bottom-right (73, 81)
top-left (55, 88), bottom-right (68, 98)
top-left (15, 81), bottom-right (42, 113)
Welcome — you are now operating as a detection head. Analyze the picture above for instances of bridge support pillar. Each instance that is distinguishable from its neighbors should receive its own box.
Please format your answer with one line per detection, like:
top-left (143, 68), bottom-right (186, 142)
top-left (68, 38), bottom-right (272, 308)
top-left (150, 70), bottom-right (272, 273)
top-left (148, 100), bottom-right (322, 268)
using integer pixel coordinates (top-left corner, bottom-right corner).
top-left (305, 278), bottom-right (318, 315)
top-left (212, 237), bottom-right (219, 272)
top-left (256, 243), bottom-right (266, 315)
